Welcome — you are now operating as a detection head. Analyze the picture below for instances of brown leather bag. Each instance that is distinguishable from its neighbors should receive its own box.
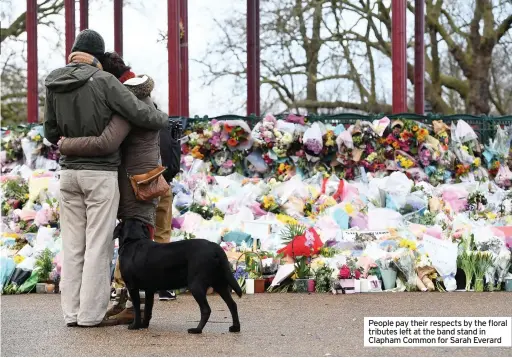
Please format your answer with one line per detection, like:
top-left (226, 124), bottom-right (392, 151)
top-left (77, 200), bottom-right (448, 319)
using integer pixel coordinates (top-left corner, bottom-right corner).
top-left (128, 166), bottom-right (170, 201)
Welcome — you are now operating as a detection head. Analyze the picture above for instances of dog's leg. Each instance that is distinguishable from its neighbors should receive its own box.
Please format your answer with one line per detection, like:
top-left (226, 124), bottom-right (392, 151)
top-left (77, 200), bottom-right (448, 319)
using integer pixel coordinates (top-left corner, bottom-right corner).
top-left (141, 289), bottom-right (155, 329)
top-left (188, 283), bottom-right (211, 334)
top-left (214, 284), bottom-right (241, 333)
top-left (127, 288), bottom-right (143, 330)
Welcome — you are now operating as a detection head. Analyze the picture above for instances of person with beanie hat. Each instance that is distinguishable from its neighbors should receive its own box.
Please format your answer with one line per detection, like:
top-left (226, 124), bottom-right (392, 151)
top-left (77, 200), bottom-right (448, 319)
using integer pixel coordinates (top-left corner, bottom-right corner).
top-left (59, 52), bottom-right (177, 325)
top-left (44, 30), bottom-right (169, 328)
top-left (71, 29), bottom-right (106, 60)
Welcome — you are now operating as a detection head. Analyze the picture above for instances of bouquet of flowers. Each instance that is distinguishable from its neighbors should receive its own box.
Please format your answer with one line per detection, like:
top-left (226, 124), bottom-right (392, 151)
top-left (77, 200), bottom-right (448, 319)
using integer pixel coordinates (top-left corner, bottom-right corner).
top-left (338, 257), bottom-right (362, 279)
top-left (302, 122), bottom-right (323, 158)
top-left (220, 120), bottom-right (252, 150)
top-left (251, 114), bottom-right (278, 149)
top-left (233, 266), bottom-right (249, 293)
top-left (259, 195), bottom-right (281, 214)
top-left (211, 151), bottom-right (235, 176)
top-left (322, 129), bottom-right (337, 156)
top-left (457, 250), bottom-right (475, 291)
top-left (393, 248), bottom-right (418, 291)
top-left (1, 176), bottom-right (30, 216)
top-left (495, 249), bottom-right (511, 288)
top-left (466, 191), bottom-right (487, 219)
top-left (273, 130), bottom-right (294, 158)
top-left (394, 150), bottom-right (417, 171)
top-left (1, 130), bottom-right (25, 164)
top-left (314, 264), bottom-right (334, 293)
top-left (473, 251), bottom-right (493, 292)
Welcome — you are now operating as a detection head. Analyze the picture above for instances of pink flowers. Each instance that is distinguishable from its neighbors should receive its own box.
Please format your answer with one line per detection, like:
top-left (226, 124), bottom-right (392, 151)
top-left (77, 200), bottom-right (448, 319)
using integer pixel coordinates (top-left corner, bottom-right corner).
top-left (222, 160), bottom-right (234, 169)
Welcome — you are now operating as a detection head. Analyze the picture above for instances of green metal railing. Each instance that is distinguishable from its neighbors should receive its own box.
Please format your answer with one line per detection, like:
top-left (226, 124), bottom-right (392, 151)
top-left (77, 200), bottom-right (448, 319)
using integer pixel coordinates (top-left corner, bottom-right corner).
top-left (171, 112), bottom-right (512, 144)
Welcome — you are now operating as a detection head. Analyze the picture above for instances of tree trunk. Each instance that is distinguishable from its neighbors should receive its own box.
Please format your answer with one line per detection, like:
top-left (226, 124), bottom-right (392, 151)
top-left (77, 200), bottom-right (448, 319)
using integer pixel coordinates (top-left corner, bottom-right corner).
top-left (467, 53), bottom-right (493, 114)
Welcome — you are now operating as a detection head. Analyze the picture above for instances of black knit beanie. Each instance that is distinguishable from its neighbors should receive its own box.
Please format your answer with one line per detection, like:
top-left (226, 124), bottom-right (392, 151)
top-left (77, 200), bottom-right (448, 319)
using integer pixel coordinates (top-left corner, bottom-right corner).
top-left (71, 29), bottom-right (105, 59)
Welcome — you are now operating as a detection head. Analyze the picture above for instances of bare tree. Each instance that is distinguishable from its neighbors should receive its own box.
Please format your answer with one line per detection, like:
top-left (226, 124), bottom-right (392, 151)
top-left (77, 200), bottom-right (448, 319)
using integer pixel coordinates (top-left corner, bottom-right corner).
top-left (196, 0), bottom-right (512, 115)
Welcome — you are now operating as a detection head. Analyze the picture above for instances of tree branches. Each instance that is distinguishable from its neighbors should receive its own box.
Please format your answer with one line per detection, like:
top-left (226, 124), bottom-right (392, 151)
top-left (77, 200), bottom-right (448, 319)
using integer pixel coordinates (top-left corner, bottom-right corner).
top-left (1, 0), bottom-right (64, 43)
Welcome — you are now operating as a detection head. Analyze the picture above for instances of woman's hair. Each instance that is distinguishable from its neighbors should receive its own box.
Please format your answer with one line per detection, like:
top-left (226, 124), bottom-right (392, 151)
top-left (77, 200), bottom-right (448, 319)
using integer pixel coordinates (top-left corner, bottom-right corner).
top-left (100, 51), bottom-right (131, 79)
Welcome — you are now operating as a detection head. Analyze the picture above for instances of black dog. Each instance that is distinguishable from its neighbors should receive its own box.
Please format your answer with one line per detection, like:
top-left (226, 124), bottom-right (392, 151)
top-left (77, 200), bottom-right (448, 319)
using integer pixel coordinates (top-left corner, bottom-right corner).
top-left (114, 219), bottom-right (242, 333)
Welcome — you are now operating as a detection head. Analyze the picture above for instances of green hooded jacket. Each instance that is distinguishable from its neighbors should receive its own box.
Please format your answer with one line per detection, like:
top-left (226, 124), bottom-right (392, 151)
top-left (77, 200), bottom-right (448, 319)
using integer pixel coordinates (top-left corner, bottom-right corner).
top-left (43, 63), bottom-right (168, 171)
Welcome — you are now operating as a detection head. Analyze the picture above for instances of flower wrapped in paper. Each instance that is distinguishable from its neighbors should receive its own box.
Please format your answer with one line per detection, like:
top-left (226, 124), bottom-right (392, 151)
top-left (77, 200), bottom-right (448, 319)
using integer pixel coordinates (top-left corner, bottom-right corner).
top-left (393, 248), bottom-right (419, 291)
top-left (218, 119), bottom-right (253, 151)
top-left (302, 122), bottom-right (324, 159)
top-left (277, 227), bottom-right (323, 257)
top-left (251, 114), bottom-right (278, 149)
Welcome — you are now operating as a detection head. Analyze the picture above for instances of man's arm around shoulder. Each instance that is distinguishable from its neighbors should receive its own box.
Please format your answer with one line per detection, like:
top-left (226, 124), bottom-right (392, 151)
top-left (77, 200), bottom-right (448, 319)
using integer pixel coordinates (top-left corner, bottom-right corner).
top-left (100, 73), bottom-right (168, 130)
top-left (43, 90), bottom-right (60, 145)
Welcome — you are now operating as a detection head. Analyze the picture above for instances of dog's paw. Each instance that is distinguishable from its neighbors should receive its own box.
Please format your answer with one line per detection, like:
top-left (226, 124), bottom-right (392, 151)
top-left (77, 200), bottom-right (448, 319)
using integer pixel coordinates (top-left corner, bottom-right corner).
top-left (128, 322), bottom-right (142, 330)
top-left (187, 328), bottom-right (203, 334)
top-left (141, 322), bottom-right (149, 329)
top-left (229, 325), bottom-right (241, 333)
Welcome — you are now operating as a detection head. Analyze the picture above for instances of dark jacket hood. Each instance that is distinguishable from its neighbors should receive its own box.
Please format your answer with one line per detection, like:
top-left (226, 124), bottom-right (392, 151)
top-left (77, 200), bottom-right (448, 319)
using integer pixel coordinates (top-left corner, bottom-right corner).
top-left (45, 64), bottom-right (100, 93)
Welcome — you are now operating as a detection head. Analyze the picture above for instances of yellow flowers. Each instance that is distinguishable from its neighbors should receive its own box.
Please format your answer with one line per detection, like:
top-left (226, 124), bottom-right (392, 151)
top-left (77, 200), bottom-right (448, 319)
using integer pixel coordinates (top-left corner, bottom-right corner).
top-left (262, 195), bottom-right (276, 210)
top-left (276, 214), bottom-right (298, 225)
top-left (190, 145), bottom-right (204, 159)
top-left (366, 152), bottom-right (377, 163)
top-left (344, 203), bottom-right (355, 215)
top-left (473, 157), bottom-right (481, 167)
top-left (486, 212), bottom-right (497, 220)
top-left (3, 233), bottom-right (19, 238)
top-left (399, 238), bottom-right (417, 251)
top-left (397, 154), bottom-right (414, 169)
top-left (33, 134), bottom-right (42, 142)
top-left (14, 255), bottom-right (24, 264)
top-left (416, 128), bottom-right (428, 142)
top-left (325, 130), bottom-right (335, 147)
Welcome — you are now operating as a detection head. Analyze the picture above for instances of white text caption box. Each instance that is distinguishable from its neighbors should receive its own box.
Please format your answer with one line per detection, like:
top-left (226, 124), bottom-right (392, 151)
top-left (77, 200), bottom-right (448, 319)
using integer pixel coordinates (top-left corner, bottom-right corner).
top-left (364, 317), bottom-right (511, 347)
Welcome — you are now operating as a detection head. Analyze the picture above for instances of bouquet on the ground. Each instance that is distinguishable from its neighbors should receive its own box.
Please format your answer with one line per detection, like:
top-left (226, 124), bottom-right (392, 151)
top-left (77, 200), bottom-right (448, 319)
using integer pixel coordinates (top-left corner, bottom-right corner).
top-left (313, 263), bottom-right (334, 293)
top-left (1, 176), bottom-right (30, 216)
top-left (393, 248), bottom-right (418, 291)
top-left (457, 250), bottom-right (475, 291)
top-left (472, 251), bottom-right (493, 291)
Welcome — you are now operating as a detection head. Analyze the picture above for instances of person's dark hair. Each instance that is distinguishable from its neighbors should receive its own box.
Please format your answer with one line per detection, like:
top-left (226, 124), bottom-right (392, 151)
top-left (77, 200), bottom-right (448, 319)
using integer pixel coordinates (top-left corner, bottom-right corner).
top-left (100, 51), bottom-right (131, 79)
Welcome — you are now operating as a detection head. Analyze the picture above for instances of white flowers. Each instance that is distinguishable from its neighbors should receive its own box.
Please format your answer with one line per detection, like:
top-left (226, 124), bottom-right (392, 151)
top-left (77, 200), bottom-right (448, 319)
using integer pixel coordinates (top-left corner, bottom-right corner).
top-left (183, 155), bottom-right (194, 167)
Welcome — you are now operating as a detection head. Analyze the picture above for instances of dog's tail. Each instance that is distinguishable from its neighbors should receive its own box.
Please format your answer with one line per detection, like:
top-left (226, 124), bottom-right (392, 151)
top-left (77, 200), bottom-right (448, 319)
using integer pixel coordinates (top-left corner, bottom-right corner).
top-left (218, 247), bottom-right (243, 298)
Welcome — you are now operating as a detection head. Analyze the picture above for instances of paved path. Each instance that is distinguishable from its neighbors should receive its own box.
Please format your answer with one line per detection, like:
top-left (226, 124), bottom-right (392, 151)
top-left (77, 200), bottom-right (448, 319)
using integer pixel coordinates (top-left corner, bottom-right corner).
top-left (1, 292), bottom-right (511, 356)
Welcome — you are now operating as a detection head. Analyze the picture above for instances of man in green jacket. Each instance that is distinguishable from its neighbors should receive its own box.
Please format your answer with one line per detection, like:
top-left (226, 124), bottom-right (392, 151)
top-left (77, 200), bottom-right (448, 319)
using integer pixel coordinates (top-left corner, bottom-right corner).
top-left (43, 29), bottom-right (168, 328)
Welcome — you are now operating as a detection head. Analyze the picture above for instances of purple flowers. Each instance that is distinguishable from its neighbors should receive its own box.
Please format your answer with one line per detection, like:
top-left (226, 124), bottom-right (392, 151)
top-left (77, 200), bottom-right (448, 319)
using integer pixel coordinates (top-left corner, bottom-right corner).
top-left (306, 139), bottom-right (322, 155)
top-left (234, 266), bottom-right (248, 280)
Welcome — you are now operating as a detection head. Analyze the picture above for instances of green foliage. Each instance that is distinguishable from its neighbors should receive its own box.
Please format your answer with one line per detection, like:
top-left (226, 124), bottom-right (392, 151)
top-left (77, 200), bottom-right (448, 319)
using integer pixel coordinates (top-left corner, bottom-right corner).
top-left (35, 249), bottom-right (54, 283)
top-left (294, 256), bottom-right (310, 279)
top-left (314, 265), bottom-right (334, 293)
top-left (279, 223), bottom-right (306, 244)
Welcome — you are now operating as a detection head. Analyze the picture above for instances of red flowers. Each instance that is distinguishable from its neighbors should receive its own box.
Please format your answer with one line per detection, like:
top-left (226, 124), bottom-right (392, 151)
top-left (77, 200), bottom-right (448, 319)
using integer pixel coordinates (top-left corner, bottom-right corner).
top-left (338, 264), bottom-right (361, 279)
top-left (227, 138), bottom-right (239, 147)
top-left (339, 265), bottom-right (351, 279)
top-left (224, 123), bottom-right (234, 133)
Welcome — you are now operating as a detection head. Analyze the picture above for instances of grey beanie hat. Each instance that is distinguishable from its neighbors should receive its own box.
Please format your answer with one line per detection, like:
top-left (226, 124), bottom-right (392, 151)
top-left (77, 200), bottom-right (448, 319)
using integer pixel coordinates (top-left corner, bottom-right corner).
top-left (71, 29), bottom-right (105, 58)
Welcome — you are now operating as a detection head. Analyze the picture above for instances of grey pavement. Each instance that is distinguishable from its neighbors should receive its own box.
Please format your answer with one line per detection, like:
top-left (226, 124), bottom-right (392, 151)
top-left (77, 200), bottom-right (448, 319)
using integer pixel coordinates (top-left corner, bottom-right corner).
top-left (1, 292), bottom-right (511, 357)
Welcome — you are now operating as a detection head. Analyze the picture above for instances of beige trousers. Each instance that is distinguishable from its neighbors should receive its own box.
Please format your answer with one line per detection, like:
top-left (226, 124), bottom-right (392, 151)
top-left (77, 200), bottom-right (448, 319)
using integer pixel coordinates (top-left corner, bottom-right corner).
top-left (154, 187), bottom-right (173, 243)
top-left (59, 170), bottom-right (119, 326)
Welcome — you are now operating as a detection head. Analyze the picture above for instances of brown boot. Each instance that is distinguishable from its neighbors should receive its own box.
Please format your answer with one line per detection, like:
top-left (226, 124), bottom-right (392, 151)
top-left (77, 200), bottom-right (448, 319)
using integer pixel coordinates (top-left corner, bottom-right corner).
top-left (109, 306), bottom-right (145, 325)
top-left (106, 288), bottom-right (128, 318)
